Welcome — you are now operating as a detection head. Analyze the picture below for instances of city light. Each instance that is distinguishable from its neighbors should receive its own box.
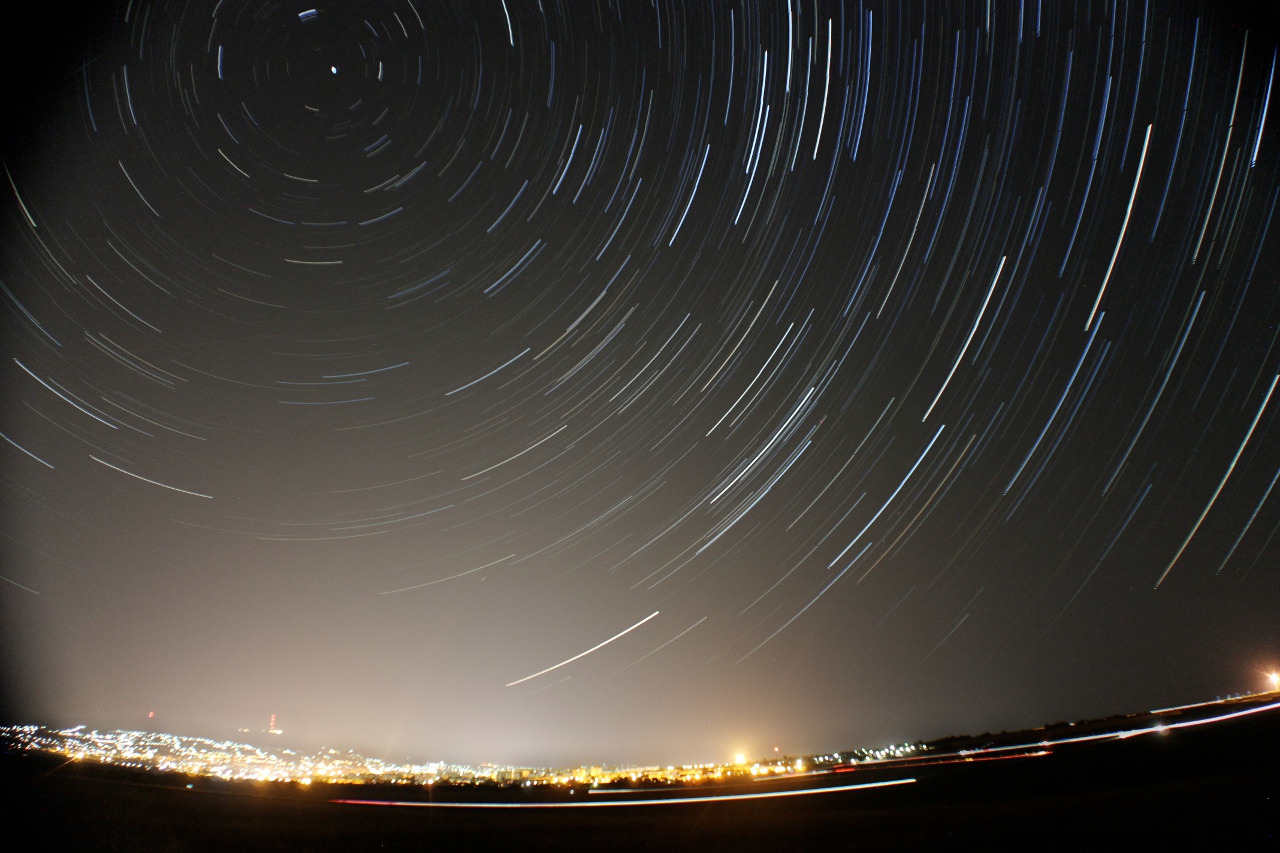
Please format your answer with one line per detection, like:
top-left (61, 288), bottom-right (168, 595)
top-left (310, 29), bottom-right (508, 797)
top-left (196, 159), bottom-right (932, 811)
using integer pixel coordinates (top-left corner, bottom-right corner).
top-left (5, 692), bottom-right (1277, 798)
top-left (0, 723), bottom-right (919, 790)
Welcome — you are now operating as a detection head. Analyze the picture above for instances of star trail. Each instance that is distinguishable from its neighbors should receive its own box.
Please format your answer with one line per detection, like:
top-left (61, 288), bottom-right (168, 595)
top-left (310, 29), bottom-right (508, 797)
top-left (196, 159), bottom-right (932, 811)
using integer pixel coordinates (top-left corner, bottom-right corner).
top-left (2, 1), bottom-right (1278, 767)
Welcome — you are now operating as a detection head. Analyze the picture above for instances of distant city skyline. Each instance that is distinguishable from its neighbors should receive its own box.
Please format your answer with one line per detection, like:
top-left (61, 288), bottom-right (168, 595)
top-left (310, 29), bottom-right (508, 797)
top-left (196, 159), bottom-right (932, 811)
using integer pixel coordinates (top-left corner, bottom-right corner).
top-left (7, 686), bottom-right (1277, 788)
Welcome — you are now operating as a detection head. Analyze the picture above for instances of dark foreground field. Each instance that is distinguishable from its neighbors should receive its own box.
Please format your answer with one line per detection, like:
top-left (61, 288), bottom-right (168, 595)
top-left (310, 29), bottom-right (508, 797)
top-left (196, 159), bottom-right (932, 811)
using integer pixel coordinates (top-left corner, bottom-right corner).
top-left (4, 705), bottom-right (1278, 851)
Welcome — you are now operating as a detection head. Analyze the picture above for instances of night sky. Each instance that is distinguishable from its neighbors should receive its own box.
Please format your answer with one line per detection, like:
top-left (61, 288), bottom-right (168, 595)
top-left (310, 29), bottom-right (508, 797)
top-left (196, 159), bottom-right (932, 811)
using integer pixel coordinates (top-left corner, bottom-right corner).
top-left (2, 1), bottom-right (1279, 768)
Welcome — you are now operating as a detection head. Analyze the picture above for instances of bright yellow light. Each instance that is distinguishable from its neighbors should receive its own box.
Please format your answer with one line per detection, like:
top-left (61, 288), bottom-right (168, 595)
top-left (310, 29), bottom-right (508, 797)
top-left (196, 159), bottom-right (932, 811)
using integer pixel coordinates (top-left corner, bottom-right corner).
top-left (1268, 672), bottom-right (1279, 690)
top-left (734, 753), bottom-right (746, 765)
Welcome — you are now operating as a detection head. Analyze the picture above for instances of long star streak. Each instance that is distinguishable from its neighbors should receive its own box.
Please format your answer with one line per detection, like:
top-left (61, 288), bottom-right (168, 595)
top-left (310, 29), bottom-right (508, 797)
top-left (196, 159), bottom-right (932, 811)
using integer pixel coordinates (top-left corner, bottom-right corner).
top-left (506, 612), bottom-right (659, 686)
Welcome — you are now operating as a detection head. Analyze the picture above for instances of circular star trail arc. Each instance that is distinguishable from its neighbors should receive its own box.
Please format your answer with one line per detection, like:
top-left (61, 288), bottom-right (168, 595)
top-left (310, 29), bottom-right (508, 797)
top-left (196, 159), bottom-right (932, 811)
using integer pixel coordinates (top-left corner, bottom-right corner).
top-left (1, 1), bottom-right (1278, 766)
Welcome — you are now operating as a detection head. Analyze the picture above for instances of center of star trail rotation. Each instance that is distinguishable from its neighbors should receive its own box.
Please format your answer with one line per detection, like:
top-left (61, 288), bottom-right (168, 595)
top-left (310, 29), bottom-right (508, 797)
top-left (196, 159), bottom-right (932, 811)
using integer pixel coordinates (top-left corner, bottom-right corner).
top-left (1, 1), bottom-right (1277, 767)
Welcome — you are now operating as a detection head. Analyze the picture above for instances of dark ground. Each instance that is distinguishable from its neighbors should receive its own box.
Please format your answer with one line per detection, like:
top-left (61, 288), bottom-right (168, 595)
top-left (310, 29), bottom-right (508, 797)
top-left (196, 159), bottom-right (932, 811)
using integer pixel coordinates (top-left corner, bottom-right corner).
top-left (3, 704), bottom-right (1278, 851)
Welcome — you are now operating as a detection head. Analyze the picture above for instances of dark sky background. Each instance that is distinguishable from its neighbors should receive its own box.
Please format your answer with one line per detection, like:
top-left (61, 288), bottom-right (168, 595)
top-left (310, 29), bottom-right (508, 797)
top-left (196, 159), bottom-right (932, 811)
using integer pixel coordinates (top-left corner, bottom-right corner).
top-left (2, 0), bottom-right (1278, 768)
